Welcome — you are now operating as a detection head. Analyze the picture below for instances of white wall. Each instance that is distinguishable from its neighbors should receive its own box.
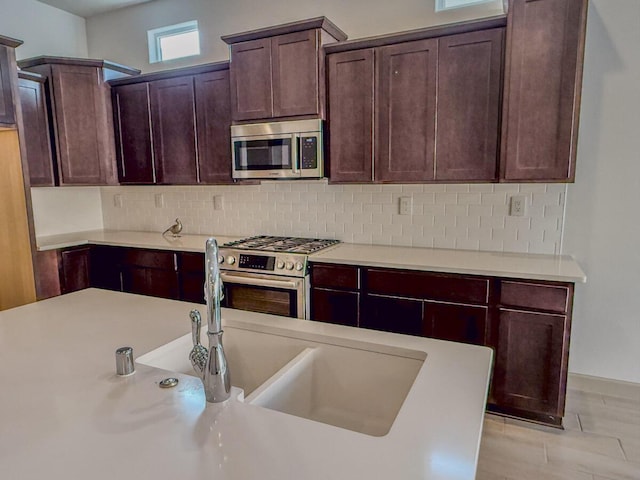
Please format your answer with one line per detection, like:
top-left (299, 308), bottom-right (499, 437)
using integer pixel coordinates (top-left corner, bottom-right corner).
top-left (31, 188), bottom-right (104, 236)
top-left (0, 0), bottom-right (87, 59)
top-left (86, 0), bottom-right (504, 72)
top-left (563, 0), bottom-right (640, 383)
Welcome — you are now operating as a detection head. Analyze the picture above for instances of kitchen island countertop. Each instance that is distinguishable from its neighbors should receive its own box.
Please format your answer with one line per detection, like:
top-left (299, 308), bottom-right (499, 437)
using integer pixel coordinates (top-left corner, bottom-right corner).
top-left (0, 289), bottom-right (492, 480)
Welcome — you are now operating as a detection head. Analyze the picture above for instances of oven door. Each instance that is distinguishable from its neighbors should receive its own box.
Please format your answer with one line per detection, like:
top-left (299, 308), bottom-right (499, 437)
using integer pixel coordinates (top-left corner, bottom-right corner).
top-left (232, 133), bottom-right (300, 180)
top-left (220, 271), bottom-right (307, 319)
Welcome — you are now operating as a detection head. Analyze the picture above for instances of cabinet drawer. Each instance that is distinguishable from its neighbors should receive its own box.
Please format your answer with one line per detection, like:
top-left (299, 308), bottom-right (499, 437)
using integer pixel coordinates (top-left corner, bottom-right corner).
top-left (311, 263), bottom-right (359, 290)
top-left (366, 269), bottom-right (489, 304)
top-left (123, 249), bottom-right (176, 270)
top-left (500, 281), bottom-right (570, 314)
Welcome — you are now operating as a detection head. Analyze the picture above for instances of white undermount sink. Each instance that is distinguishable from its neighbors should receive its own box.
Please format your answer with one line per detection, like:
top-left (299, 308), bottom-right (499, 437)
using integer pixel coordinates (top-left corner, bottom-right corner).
top-left (137, 324), bottom-right (426, 436)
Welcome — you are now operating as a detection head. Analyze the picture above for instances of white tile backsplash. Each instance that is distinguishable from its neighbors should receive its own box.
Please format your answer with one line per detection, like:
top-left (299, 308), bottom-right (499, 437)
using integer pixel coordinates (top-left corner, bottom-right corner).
top-left (100, 181), bottom-right (568, 255)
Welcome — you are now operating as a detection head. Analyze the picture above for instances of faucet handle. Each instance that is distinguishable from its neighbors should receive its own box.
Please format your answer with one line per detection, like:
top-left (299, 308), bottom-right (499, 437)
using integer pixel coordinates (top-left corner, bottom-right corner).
top-left (190, 309), bottom-right (202, 347)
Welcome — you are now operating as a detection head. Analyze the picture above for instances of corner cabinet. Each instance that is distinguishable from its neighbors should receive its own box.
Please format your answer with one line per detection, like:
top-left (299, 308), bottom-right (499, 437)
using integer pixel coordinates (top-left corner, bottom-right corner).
top-left (18, 56), bottom-right (139, 186)
top-left (110, 63), bottom-right (233, 185)
top-left (310, 262), bottom-right (574, 427)
top-left (223, 17), bottom-right (347, 122)
top-left (0, 36), bottom-right (21, 126)
top-left (326, 21), bottom-right (505, 183)
top-left (500, 0), bottom-right (588, 182)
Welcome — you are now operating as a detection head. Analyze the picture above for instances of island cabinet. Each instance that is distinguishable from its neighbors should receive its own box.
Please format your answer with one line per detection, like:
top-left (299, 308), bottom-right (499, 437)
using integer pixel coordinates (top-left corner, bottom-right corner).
top-left (222, 17), bottom-right (347, 122)
top-left (309, 261), bottom-right (574, 427)
top-left (18, 57), bottom-right (140, 186)
top-left (18, 72), bottom-right (55, 186)
top-left (500, 0), bottom-right (588, 182)
top-left (325, 19), bottom-right (505, 183)
top-left (110, 62), bottom-right (233, 185)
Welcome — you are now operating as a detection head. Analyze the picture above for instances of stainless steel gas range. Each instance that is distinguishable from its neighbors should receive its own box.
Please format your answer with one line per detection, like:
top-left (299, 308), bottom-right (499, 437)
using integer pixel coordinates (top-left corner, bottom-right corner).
top-left (218, 236), bottom-right (339, 319)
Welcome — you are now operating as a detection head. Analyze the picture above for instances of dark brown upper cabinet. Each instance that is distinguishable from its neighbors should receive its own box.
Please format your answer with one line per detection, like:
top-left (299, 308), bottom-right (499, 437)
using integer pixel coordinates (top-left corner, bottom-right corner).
top-left (149, 76), bottom-right (198, 184)
top-left (500, 0), bottom-right (588, 182)
top-left (376, 39), bottom-right (438, 182)
top-left (18, 57), bottom-right (139, 186)
top-left (195, 70), bottom-right (233, 184)
top-left (326, 18), bottom-right (506, 184)
top-left (0, 36), bottom-right (22, 127)
top-left (109, 62), bottom-right (234, 185)
top-left (435, 28), bottom-right (503, 181)
top-left (113, 82), bottom-right (154, 184)
top-left (18, 72), bottom-right (55, 186)
top-left (326, 49), bottom-right (374, 183)
top-left (223, 17), bottom-right (347, 122)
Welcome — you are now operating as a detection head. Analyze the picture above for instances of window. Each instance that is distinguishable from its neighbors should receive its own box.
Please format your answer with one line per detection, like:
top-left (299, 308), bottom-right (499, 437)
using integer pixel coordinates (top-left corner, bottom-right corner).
top-left (435, 0), bottom-right (493, 11)
top-left (147, 20), bottom-right (200, 63)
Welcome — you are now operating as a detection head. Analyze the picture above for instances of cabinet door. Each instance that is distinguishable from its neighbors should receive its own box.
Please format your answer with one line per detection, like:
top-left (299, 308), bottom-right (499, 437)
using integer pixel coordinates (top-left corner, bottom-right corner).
top-left (501, 0), bottom-right (587, 181)
top-left (376, 39), bottom-right (437, 182)
top-left (311, 288), bottom-right (359, 327)
top-left (113, 83), bottom-right (155, 184)
top-left (0, 46), bottom-right (16, 126)
top-left (493, 309), bottom-right (569, 417)
top-left (50, 64), bottom-right (114, 185)
top-left (230, 38), bottom-right (272, 121)
top-left (435, 29), bottom-right (503, 181)
top-left (423, 302), bottom-right (488, 345)
top-left (272, 30), bottom-right (319, 117)
top-left (361, 294), bottom-right (423, 336)
top-left (195, 70), bottom-right (233, 184)
top-left (18, 76), bottom-right (55, 186)
top-left (327, 49), bottom-right (375, 183)
top-left (60, 247), bottom-right (91, 294)
top-left (90, 246), bottom-right (123, 291)
top-left (150, 76), bottom-right (198, 184)
top-left (180, 252), bottom-right (205, 304)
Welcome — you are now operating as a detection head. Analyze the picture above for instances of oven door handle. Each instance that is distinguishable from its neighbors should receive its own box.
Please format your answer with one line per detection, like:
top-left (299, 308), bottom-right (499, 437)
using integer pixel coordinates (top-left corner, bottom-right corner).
top-left (220, 272), bottom-right (301, 291)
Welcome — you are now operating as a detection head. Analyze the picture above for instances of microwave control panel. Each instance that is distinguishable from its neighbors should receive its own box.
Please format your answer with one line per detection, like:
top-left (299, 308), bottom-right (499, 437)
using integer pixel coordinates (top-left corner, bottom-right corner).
top-left (300, 136), bottom-right (318, 169)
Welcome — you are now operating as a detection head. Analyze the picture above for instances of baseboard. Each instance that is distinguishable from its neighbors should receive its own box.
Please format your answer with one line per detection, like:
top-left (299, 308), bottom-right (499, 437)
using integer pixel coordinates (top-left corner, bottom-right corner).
top-left (567, 372), bottom-right (640, 399)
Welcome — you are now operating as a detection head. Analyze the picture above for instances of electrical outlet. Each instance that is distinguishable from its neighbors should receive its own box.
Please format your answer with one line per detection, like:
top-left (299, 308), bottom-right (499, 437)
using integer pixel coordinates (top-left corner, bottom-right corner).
top-left (213, 195), bottom-right (224, 211)
top-left (510, 195), bottom-right (527, 216)
top-left (154, 193), bottom-right (164, 208)
top-left (399, 196), bottom-right (413, 215)
top-left (113, 194), bottom-right (123, 208)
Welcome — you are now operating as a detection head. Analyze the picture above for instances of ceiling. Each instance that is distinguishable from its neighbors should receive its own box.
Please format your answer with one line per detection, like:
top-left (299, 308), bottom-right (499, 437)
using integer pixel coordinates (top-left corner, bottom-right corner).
top-left (37, 0), bottom-right (154, 18)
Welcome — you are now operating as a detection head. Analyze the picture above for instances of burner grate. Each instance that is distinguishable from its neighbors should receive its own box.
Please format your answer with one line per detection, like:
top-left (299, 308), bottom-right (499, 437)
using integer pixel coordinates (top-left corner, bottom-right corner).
top-left (222, 236), bottom-right (339, 254)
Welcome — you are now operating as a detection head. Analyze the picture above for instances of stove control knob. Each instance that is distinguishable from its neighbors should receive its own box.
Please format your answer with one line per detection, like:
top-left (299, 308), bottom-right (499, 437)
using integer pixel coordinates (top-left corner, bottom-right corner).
top-left (285, 262), bottom-right (294, 270)
top-left (276, 260), bottom-right (285, 269)
top-left (227, 256), bottom-right (236, 265)
top-left (295, 262), bottom-right (304, 271)
top-left (218, 255), bottom-right (224, 264)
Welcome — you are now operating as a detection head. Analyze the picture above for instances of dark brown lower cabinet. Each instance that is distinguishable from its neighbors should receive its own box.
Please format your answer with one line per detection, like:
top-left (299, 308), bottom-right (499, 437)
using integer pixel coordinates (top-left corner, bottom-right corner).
top-left (90, 246), bottom-right (123, 291)
top-left (309, 262), bottom-right (574, 427)
top-left (180, 252), bottom-right (205, 304)
top-left (60, 247), bottom-right (91, 294)
top-left (360, 294), bottom-right (423, 335)
top-left (121, 265), bottom-right (179, 299)
top-left (311, 288), bottom-right (359, 327)
top-left (490, 309), bottom-right (569, 425)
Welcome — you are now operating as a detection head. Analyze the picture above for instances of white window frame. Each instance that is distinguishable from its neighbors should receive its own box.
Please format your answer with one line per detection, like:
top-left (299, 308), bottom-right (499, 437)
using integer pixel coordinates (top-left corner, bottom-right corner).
top-left (147, 20), bottom-right (200, 64)
top-left (435, 0), bottom-right (493, 12)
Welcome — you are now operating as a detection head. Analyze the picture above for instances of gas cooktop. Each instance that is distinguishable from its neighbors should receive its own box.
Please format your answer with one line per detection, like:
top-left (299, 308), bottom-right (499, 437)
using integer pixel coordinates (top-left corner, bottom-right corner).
top-left (222, 236), bottom-right (340, 255)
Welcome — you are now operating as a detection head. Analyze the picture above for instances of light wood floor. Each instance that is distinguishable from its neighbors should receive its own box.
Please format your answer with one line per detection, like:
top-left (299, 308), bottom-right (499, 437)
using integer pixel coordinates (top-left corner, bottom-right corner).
top-left (477, 375), bottom-right (640, 480)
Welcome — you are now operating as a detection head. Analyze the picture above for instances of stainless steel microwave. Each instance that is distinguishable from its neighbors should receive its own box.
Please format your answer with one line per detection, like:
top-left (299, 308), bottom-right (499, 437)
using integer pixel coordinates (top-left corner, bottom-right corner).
top-left (231, 119), bottom-right (323, 180)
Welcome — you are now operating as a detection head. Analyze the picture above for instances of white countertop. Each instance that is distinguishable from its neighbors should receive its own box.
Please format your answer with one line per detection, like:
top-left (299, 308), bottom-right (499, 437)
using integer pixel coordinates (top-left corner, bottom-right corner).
top-left (311, 243), bottom-right (587, 283)
top-left (36, 229), bottom-right (586, 283)
top-left (36, 229), bottom-right (242, 252)
top-left (0, 289), bottom-right (492, 480)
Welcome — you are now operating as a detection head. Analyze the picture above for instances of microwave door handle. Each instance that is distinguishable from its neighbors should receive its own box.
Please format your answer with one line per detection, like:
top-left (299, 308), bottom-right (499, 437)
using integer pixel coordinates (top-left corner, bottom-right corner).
top-left (292, 133), bottom-right (300, 175)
